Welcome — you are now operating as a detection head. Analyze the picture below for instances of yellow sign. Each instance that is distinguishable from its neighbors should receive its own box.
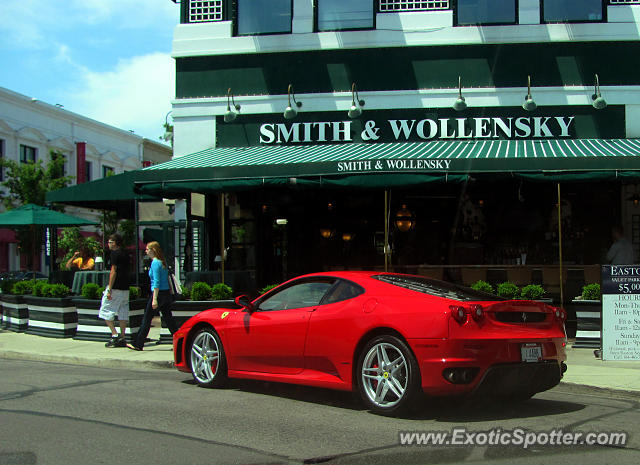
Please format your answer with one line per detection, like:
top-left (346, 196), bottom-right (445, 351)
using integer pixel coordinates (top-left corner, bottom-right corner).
top-left (221, 312), bottom-right (229, 319)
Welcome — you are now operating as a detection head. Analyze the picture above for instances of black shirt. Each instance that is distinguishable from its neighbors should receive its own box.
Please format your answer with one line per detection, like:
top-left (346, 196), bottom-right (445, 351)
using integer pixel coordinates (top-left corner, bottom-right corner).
top-left (110, 248), bottom-right (130, 290)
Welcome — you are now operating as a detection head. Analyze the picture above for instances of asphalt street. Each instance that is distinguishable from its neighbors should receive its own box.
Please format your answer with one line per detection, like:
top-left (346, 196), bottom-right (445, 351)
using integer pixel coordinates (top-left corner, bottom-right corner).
top-left (1, 359), bottom-right (639, 465)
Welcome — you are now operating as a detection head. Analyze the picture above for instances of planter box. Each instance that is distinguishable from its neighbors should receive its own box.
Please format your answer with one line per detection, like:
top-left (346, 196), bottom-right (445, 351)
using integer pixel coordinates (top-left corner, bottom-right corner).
top-left (72, 297), bottom-right (146, 342)
top-left (158, 299), bottom-right (240, 344)
top-left (24, 295), bottom-right (77, 338)
top-left (1, 294), bottom-right (28, 332)
top-left (570, 299), bottom-right (601, 349)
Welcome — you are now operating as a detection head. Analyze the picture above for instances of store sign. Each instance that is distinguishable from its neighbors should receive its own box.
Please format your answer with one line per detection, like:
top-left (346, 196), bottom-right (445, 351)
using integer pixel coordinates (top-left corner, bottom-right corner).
top-left (602, 265), bottom-right (640, 361)
top-left (259, 116), bottom-right (575, 145)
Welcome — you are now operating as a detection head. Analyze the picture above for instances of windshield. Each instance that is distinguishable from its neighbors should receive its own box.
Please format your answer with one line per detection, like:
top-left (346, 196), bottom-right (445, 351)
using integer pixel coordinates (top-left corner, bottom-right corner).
top-left (372, 274), bottom-right (504, 302)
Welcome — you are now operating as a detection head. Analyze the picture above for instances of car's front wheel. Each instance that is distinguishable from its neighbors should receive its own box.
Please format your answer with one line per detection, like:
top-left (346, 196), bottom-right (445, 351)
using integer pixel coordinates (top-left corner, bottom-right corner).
top-left (189, 327), bottom-right (227, 388)
top-left (357, 335), bottom-right (421, 415)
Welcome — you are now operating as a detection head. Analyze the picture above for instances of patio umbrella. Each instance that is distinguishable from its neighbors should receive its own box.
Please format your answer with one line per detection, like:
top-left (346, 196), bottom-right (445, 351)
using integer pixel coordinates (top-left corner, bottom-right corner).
top-left (0, 204), bottom-right (97, 277)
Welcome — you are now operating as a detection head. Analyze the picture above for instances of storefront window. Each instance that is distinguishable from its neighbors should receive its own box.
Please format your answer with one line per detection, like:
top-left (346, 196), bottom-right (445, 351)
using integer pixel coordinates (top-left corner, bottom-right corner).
top-left (542, 0), bottom-right (603, 23)
top-left (237, 0), bottom-right (292, 35)
top-left (317, 0), bottom-right (374, 31)
top-left (456, 0), bottom-right (516, 25)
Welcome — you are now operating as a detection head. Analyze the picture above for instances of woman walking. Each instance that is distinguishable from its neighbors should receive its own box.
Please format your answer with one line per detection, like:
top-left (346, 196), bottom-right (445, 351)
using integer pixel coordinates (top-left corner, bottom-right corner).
top-left (127, 241), bottom-right (178, 351)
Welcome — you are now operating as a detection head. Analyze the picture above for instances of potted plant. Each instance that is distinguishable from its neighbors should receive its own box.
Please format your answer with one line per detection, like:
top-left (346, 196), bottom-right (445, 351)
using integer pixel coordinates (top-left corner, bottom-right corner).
top-left (161, 281), bottom-right (238, 344)
top-left (73, 283), bottom-right (144, 342)
top-left (571, 283), bottom-right (602, 349)
top-left (496, 282), bottom-right (520, 299)
top-left (24, 282), bottom-right (76, 338)
top-left (520, 284), bottom-right (550, 302)
top-left (471, 280), bottom-right (494, 295)
top-left (0, 279), bottom-right (32, 332)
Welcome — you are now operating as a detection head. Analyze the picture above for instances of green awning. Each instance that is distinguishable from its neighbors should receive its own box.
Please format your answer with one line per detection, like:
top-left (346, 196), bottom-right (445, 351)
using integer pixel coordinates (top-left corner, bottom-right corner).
top-left (135, 139), bottom-right (640, 196)
top-left (46, 171), bottom-right (160, 213)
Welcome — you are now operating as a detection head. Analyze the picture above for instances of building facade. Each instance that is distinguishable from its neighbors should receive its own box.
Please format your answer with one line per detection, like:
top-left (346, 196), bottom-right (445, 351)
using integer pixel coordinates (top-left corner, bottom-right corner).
top-left (146, 0), bottom-right (640, 296)
top-left (0, 86), bottom-right (172, 272)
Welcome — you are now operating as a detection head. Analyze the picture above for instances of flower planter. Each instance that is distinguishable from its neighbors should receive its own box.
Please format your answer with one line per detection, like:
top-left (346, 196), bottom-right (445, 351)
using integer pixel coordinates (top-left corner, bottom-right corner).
top-left (72, 297), bottom-right (146, 342)
top-left (24, 295), bottom-right (77, 338)
top-left (157, 299), bottom-right (239, 344)
top-left (0, 294), bottom-right (28, 332)
top-left (570, 299), bottom-right (601, 348)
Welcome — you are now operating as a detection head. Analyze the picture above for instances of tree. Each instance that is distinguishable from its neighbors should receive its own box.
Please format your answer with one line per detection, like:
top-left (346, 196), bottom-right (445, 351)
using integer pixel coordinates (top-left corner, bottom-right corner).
top-left (0, 150), bottom-right (73, 208)
top-left (0, 151), bottom-right (74, 270)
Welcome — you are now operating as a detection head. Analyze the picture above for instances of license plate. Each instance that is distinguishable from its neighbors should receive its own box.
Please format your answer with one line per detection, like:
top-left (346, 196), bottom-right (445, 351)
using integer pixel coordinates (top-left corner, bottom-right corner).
top-left (521, 343), bottom-right (542, 362)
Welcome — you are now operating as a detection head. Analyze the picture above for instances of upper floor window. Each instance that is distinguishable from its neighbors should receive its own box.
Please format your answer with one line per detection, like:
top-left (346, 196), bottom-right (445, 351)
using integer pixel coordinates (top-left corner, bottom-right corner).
top-left (237, 0), bottom-right (292, 35)
top-left (317, 0), bottom-right (374, 31)
top-left (20, 144), bottom-right (37, 163)
top-left (189, 0), bottom-right (224, 22)
top-left (103, 165), bottom-right (114, 178)
top-left (86, 161), bottom-right (92, 182)
top-left (379, 0), bottom-right (450, 11)
top-left (542, 0), bottom-right (603, 23)
top-left (456, 0), bottom-right (516, 25)
top-left (610, 0), bottom-right (640, 4)
top-left (50, 151), bottom-right (66, 178)
top-left (0, 139), bottom-right (4, 181)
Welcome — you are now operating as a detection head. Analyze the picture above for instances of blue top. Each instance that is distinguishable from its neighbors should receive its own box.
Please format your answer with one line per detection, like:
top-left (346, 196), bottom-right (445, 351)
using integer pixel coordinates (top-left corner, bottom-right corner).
top-left (149, 258), bottom-right (170, 291)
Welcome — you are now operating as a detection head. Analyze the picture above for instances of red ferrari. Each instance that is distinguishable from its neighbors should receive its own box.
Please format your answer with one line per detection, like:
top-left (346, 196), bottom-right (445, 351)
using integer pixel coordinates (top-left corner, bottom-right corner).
top-left (173, 272), bottom-right (567, 415)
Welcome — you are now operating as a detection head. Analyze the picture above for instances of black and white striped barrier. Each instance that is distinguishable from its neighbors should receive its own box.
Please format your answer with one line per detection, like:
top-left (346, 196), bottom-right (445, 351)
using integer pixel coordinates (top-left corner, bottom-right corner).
top-left (24, 296), bottom-right (77, 338)
top-left (158, 300), bottom-right (240, 344)
top-left (572, 300), bottom-right (601, 348)
top-left (72, 297), bottom-right (145, 342)
top-left (1, 295), bottom-right (28, 332)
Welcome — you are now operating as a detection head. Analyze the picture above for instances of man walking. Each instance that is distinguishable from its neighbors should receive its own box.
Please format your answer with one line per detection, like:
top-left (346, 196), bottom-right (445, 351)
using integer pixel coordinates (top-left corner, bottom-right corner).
top-left (98, 234), bottom-right (130, 347)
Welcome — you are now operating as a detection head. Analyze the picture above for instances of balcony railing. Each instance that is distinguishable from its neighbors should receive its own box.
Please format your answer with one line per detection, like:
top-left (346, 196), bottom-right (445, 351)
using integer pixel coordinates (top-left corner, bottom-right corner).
top-left (379, 0), bottom-right (450, 11)
top-left (188, 0), bottom-right (224, 23)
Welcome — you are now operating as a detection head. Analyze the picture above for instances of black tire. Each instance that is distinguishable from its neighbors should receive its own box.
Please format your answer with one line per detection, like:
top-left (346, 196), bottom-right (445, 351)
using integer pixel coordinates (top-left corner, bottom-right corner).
top-left (356, 334), bottom-right (421, 416)
top-left (189, 327), bottom-right (228, 388)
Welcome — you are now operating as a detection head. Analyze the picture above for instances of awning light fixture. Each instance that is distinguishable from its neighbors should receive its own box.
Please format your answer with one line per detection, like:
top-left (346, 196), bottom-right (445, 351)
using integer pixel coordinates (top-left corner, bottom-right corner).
top-left (453, 76), bottom-right (467, 111)
top-left (522, 75), bottom-right (537, 112)
top-left (224, 88), bottom-right (241, 123)
top-left (284, 84), bottom-right (303, 119)
top-left (348, 82), bottom-right (366, 118)
top-left (592, 74), bottom-right (607, 110)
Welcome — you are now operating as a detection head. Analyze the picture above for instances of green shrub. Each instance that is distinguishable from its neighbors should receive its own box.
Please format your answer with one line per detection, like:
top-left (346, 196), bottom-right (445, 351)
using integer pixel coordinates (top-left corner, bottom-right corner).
top-left (129, 286), bottom-right (141, 300)
top-left (181, 285), bottom-right (191, 300)
top-left (81, 283), bottom-right (102, 300)
top-left (12, 280), bottom-right (37, 296)
top-left (497, 282), bottom-right (520, 299)
top-left (0, 279), bottom-right (16, 294)
top-left (211, 283), bottom-right (232, 300)
top-left (582, 283), bottom-right (601, 301)
top-left (471, 280), bottom-right (494, 294)
top-left (259, 284), bottom-right (279, 295)
top-left (42, 283), bottom-right (71, 298)
top-left (190, 282), bottom-right (212, 301)
top-left (32, 280), bottom-right (48, 297)
top-left (520, 284), bottom-right (545, 300)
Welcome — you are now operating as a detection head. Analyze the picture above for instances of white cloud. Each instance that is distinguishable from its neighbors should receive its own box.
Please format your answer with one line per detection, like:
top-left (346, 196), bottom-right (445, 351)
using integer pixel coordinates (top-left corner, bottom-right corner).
top-left (65, 53), bottom-right (175, 140)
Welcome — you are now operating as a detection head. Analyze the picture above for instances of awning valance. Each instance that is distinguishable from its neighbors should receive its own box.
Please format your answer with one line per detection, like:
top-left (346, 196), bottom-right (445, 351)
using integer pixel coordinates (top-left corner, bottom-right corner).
top-left (134, 139), bottom-right (640, 196)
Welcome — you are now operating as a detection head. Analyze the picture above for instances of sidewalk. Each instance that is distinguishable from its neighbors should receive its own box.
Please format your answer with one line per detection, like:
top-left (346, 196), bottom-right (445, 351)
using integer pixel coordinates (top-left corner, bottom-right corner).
top-left (1, 329), bottom-right (639, 394)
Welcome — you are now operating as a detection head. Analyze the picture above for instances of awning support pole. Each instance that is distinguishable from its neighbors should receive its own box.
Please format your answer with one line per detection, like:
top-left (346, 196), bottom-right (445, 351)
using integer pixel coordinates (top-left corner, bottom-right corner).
top-left (557, 183), bottom-right (564, 306)
top-left (220, 193), bottom-right (225, 285)
top-left (384, 190), bottom-right (389, 272)
top-left (134, 198), bottom-right (140, 290)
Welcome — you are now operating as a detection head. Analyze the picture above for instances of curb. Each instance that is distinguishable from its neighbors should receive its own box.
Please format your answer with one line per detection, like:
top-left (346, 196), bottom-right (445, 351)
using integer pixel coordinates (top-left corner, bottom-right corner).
top-left (559, 381), bottom-right (640, 397)
top-left (0, 350), bottom-right (174, 370)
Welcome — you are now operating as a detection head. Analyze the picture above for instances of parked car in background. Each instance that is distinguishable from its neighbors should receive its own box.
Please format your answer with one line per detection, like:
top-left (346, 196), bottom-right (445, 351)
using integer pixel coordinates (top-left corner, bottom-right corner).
top-left (172, 271), bottom-right (568, 416)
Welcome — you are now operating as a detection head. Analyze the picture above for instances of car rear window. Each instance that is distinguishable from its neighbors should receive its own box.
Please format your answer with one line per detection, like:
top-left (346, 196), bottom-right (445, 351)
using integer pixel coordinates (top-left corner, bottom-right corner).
top-left (372, 274), bottom-right (504, 302)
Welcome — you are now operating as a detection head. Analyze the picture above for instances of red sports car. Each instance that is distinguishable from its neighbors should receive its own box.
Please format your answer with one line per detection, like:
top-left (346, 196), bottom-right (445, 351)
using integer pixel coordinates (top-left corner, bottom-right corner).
top-left (173, 272), bottom-right (567, 415)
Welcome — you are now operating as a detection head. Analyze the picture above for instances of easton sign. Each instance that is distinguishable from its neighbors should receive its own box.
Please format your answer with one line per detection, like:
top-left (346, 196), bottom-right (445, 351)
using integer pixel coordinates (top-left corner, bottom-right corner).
top-left (259, 116), bottom-right (575, 145)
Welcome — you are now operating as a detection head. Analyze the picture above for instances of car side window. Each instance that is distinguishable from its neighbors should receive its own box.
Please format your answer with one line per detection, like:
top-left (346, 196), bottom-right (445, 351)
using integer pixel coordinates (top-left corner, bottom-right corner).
top-left (322, 280), bottom-right (364, 305)
top-left (258, 280), bottom-right (334, 311)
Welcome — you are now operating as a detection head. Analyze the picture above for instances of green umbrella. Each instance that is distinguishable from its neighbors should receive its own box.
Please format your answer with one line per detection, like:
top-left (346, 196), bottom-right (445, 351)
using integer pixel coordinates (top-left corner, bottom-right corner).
top-left (0, 204), bottom-right (97, 227)
top-left (0, 204), bottom-right (97, 278)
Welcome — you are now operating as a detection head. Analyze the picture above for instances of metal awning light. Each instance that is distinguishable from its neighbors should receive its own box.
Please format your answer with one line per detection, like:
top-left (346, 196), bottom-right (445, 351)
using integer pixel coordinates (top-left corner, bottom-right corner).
top-left (284, 84), bottom-right (302, 119)
top-left (453, 76), bottom-right (467, 111)
top-left (592, 74), bottom-right (607, 110)
top-left (523, 75), bottom-right (537, 112)
top-left (348, 83), bottom-right (366, 119)
top-left (224, 88), bottom-right (241, 123)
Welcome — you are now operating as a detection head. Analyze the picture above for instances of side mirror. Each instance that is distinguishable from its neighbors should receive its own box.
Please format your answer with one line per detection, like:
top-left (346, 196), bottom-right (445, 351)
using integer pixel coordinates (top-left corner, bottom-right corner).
top-left (235, 295), bottom-right (255, 312)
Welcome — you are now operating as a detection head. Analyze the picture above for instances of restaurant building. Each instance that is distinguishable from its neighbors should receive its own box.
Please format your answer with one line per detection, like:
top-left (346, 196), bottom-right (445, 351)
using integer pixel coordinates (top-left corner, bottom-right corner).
top-left (50, 1), bottom-right (640, 302)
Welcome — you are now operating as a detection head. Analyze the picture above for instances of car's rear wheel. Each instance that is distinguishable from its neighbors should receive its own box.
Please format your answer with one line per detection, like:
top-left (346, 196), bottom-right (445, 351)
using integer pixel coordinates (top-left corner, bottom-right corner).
top-left (357, 335), bottom-right (421, 415)
top-left (189, 327), bottom-right (227, 388)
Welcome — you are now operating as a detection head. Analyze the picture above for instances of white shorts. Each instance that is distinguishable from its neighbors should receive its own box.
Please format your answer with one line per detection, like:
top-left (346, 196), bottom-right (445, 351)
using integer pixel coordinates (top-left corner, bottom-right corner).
top-left (98, 289), bottom-right (130, 321)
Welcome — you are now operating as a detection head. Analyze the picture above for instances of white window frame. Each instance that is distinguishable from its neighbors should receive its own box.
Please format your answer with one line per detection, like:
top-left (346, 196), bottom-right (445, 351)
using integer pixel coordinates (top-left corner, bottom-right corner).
top-left (379, 0), bottom-right (449, 12)
top-left (20, 144), bottom-right (37, 164)
top-left (189, 0), bottom-right (224, 23)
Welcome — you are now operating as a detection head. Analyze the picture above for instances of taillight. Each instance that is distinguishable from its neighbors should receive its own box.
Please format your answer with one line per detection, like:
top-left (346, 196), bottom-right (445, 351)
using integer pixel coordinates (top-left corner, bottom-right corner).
top-left (450, 305), bottom-right (467, 325)
top-left (470, 304), bottom-right (484, 322)
top-left (553, 307), bottom-right (567, 321)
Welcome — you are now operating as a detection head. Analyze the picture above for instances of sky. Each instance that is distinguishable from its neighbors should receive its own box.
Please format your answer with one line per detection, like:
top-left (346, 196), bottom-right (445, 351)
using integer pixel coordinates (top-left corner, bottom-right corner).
top-left (0, 0), bottom-right (179, 141)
